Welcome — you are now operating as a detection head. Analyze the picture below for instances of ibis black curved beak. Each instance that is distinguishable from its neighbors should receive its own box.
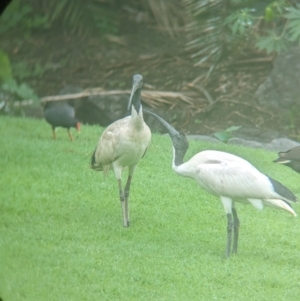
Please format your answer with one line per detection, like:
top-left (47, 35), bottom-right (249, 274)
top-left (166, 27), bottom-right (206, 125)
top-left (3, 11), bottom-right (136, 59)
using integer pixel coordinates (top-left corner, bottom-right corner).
top-left (143, 109), bottom-right (180, 137)
top-left (127, 74), bottom-right (143, 111)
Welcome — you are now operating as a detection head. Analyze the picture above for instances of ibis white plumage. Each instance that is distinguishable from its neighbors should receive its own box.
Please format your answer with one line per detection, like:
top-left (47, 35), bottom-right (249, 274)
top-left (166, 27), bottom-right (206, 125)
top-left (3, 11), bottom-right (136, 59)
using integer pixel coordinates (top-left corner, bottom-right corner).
top-left (91, 74), bottom-right (151, 227)
top-left (144, 110), bottom-right (298, 258)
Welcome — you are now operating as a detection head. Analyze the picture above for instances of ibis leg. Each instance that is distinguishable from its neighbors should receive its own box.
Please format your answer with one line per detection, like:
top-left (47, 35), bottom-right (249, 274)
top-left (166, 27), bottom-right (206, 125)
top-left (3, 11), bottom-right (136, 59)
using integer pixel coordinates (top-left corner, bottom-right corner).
top-left (118, 179), bottom-right (128, 227)
top-left (68, 129), bottom-right (74, 141)
top-left (226, 213), bottom-right (233, 258)
top-left (52, 126), bottom-right (56, 140)
top-left (124, 175), bottom-right (132, 226)
top-left (232, 207), bottom-right (240, 254)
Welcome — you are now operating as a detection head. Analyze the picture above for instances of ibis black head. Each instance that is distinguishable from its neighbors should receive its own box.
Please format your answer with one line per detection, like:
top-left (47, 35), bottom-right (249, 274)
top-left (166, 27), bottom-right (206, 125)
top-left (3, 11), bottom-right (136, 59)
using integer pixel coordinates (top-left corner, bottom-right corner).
top-left (128, 74), bottom-right (143, 113)
top-left (143, 110), bottom-right (189, 165)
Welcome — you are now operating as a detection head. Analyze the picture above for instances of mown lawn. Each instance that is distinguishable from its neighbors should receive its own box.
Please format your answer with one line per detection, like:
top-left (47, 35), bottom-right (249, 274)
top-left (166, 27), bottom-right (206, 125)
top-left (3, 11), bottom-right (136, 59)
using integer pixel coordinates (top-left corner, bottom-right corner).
top-left (1, 116), bottom-right (300, 301)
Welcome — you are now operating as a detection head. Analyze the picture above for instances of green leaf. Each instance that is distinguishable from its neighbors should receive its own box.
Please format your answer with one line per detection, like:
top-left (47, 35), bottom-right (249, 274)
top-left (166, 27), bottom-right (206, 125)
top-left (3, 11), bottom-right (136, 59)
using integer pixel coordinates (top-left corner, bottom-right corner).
top-left (0, 50), bottom-right (13, 81)
top-left (16, 83), bottom-right (37, 100)
top-left (214, 131), bottom-right (233, 142)
top-left (286, 19), bottom-right (300, 41)
top-left (284, 5), bottom-right (300, 20)
top-left (1, 78), bottom-right (19, 93)
top-left (1, 79), bottom-right (39, 101)
top-left (255, 34), bottom-right (288, 54)
top-left (225, 125), bottom-right (241, 132)
top-left (225, 8), bottom-right (255, 35)
top-left (0, 0), bottom-right (31, 34)
top-left (265, 7), bottom-right (274, 22)
top-left (214, 125), bottom-right (241, 142)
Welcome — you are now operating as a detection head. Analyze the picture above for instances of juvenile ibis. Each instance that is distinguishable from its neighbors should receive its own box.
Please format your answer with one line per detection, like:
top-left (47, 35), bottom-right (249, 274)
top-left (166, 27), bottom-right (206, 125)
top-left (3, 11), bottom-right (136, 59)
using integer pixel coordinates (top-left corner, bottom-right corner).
top-left (44, 101), bottom-right (81, 141)
top-left (144, 110), bottom-right (298, 258)
top-left (91, 74), bottom-right (151, 227)
top-left (273, 146), bottom-right (300, 173)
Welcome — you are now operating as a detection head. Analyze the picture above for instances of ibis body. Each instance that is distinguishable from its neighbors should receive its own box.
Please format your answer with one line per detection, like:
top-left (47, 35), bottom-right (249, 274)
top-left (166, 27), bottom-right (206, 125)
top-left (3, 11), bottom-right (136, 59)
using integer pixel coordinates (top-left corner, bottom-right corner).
top-left (44, 101), bottom-right (81, 141)
top-left (91, 74), bottom-right (151, 226)
top-left (144, 110), bottom-right (297, 258)
top-left (273, 146), bottom-right (300, 173)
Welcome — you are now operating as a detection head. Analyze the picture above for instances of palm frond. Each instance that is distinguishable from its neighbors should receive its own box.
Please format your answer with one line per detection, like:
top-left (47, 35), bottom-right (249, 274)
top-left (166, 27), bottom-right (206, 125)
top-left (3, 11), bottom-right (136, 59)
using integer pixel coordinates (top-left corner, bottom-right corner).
top-left (184, 0), bottom-right (231, 76)
top-left (144, 0), bottom-right (186, 38)
top-left (26, 0), bottom-right (118, 37)
top-left (183, 0), bottom-right (269, 77)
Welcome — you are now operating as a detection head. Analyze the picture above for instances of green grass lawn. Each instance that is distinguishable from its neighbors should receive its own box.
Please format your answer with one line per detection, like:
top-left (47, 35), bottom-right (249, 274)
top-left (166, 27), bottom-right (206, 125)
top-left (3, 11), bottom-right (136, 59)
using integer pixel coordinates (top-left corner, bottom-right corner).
top-left (1, 116), bottom-right (300, 301)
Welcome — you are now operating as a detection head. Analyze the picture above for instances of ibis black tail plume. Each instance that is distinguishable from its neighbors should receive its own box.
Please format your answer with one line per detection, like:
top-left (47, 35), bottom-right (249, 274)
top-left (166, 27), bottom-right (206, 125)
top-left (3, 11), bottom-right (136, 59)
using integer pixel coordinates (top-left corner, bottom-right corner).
top-left (90, 149), bottom-right (103, 171)
top-left (90, 149), bottom-right (97, 168)
top-left (268, 176), bottom-right (298, 203)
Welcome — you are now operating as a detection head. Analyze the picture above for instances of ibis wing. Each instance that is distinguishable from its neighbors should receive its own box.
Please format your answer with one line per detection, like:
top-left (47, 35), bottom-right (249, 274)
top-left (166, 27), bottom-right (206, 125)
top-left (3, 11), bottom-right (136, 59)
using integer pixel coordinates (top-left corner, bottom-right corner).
top-left (94, 117), bottom-right (132, 165)
top-left (95, 128), bottom-right (121, 166)
top-left (195, 160), bottom-right (274, 199)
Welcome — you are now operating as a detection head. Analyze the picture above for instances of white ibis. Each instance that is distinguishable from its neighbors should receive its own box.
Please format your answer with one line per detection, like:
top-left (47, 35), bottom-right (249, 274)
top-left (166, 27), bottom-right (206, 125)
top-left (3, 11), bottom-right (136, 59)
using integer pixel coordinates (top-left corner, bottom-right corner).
top-left (44, 101), bottom-right (81, 141)
top-left (144, 110), bottom-right (298, 258)
top-left (273, 146), bottom-right (300, 173)
top-left (91, 74), bottom-right (151, 227)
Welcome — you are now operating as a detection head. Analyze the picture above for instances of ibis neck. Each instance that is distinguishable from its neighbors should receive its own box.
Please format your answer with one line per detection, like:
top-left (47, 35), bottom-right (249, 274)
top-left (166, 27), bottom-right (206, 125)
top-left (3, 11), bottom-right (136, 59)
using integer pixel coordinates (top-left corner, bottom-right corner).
top-left (131, 104), bottom-right (145, 129)
top-left (172, 146), bottom-right (193, 178)
top-left (132, 88), bottom-right (142, 113)
top-left (172, 145), bottom-right (185, 167)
